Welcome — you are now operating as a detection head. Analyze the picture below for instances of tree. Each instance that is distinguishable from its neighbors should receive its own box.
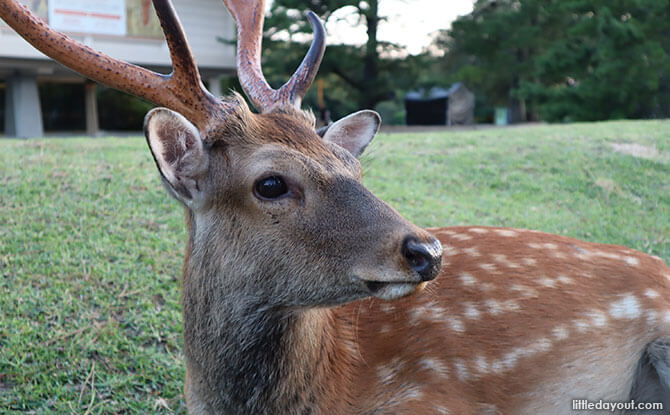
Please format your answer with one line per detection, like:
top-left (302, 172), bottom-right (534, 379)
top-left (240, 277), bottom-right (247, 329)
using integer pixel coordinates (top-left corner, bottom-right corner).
top-left (263, 0), bottom-right (411, 115)
top-left (434, 0), bottom-right (670, 122)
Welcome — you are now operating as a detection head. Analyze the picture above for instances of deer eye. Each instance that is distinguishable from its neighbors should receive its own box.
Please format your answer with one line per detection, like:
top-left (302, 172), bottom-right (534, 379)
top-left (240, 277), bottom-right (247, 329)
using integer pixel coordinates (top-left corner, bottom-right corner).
top-left (254, 176), bottom-right (289, 200)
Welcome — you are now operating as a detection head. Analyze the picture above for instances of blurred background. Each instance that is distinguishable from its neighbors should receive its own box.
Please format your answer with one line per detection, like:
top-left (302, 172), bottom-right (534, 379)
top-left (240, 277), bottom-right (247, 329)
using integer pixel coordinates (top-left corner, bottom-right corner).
top-left (1, 0), bottom-right (669, 137)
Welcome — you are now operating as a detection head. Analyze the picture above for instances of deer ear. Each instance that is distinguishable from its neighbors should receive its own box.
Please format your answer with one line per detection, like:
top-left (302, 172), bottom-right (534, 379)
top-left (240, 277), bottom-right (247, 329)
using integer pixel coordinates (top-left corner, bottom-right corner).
top-left (321, 110), bottom-right (381, 158)
top-left (144, 108), bottom-right (209, 206)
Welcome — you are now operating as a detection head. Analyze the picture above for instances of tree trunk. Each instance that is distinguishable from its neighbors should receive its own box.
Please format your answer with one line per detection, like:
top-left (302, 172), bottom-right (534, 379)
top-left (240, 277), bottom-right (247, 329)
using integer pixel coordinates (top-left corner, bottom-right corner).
top-left (361, 0), bottom-right (379, 109)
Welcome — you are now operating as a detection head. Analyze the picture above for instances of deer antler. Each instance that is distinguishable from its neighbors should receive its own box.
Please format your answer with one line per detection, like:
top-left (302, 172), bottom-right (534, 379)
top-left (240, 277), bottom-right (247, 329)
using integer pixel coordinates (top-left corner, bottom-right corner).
top-left (223, 0), bottom-right (326, 112)
top-left (0, 0), bottom-right (231, 132)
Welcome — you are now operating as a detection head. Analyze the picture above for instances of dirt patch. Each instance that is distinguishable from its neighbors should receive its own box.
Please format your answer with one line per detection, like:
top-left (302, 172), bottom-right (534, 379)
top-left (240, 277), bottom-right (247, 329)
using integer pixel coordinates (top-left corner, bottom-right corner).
top-left (610, 142), bottom-right (669, 164)
top-left (594, 178), bottom-right (617, 194)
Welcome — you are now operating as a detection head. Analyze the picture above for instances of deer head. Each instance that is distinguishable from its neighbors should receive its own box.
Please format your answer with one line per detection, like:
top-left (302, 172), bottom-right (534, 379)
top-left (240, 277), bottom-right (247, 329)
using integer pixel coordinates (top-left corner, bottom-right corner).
top-left (0, 0), bottom-right (441, 303)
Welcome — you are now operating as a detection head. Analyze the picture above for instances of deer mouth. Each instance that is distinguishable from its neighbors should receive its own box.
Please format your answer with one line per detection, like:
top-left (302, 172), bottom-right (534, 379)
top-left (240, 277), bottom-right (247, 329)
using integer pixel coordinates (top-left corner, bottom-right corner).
top-left (362, 279), bottom-right (427, 300)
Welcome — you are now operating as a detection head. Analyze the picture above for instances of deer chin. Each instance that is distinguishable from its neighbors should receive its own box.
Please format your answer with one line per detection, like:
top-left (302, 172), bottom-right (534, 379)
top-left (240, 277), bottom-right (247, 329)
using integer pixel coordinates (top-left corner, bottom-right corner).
top-left (367, 281), bottom-right (426, 300)
top-left (353, 274), bottom-right (427, 300)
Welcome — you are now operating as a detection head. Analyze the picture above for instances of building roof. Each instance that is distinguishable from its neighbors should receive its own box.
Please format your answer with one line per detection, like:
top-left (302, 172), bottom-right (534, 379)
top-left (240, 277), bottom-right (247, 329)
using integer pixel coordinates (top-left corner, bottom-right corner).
top-left (405, 83), bottom-right (469, 101)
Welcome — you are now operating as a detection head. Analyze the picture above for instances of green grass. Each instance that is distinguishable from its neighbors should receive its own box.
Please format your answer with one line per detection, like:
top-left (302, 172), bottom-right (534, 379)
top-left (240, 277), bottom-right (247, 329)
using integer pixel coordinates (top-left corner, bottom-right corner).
top-left (1, 120), bottom-right (668, 414)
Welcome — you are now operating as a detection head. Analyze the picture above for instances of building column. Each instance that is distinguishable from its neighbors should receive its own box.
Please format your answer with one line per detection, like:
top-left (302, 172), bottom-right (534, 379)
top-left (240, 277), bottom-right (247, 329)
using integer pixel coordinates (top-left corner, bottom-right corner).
top-left (5, 72), bottom-right (43, 138)
top-left (85, 81), bottom-right (99, 136)
top-left (208, 76), bottom-right (223, 97)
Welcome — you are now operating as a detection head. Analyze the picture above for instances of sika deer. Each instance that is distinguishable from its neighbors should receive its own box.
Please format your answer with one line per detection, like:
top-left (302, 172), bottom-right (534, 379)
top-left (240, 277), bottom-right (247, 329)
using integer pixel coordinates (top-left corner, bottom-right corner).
top-left (2, 0), bottom-right (669, 414)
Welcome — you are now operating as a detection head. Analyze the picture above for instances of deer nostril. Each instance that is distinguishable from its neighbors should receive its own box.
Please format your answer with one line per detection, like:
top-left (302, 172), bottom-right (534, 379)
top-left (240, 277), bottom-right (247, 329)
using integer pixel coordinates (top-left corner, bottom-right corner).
top-left (402, 237), bottom-right (442, 281)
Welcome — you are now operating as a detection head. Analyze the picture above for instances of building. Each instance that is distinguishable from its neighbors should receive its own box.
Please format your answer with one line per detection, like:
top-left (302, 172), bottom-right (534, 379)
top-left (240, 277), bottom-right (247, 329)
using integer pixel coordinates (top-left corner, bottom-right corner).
top-left (0, 0), bottom-right (236, 138)
top-left (405, 83), bottom-right (475, 126)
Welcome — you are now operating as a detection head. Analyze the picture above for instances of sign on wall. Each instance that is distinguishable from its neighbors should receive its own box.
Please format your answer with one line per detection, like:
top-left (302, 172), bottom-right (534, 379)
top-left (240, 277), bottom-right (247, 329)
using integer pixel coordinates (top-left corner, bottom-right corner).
top-left (1, 0), bottom-right (163, 39)
top-left (48, 0), bottom-right (126, 36)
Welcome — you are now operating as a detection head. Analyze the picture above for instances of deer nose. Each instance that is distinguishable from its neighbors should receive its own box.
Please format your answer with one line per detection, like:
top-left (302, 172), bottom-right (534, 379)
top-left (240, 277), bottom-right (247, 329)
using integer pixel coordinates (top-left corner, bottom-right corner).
top-left (402, 236), bottom-right (443, 281)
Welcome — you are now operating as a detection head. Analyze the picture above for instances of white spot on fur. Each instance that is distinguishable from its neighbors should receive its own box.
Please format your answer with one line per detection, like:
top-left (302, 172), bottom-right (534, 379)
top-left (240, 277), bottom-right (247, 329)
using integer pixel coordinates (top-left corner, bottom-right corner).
top-left (509, 284), bottom-right (538, 298)
top-left (380, 303), bottom-right (394, 313)
top-left (543, 243), bottom-right (558, 250)
top-left (609, 294), bottom-right (641, 320)
top-left (377, 358), bottom-right (404, 385)
top-left (556, 274), bottom-right (574, 284)
top-left (538, 277), bottom-right (556, 288)
top-left (646, 310), bottom-right (659, 326)
top-left (574, 319), bottom-right (591, 333)
top-left (645, 289), bottom-right (660, 299)
top-left (463, 302), bottom-right (481, 320)
top-left (447, 316), bottom-right (465, 333)
top-left (428, 305), bottom-right (448, 322)
top-left (521, 257), bottom-right (537, 266)
top-left (475, 355), bottom-right (489, 374)
top-left (442, 245), bottom-right (459, 256)
top-left (491, 360), bottom-right (504, 374)
top-left (514, 341), bottom-right (547, 360)
top-left (410, 302), bottom-right (447, 325)
top-left (419, 357), bottom-right (449, 379)
top-left (468, 228), bottom-right (489, 234)
top-left (553, 325), bottom-right (569, 341)
top-left (492, 253), bottom-right (520, 268)
top-left (530, 337), bottom-right (552, 354)
top-left (463, 247), bottom-right (481, 257)
top-left (454, 359), bottom-right (470, 381)
top-left (550, 250), bottom-right (567, 259)
top-left (380, 324), bottom-right (391, 334)
top-left (663, 311), bottom-right (670, 325)
top-left (459, 273), bottom-right (477, 287)
top-left (452, 233), bottom-right (473, 241)
top-left (410, 305), bottom-right (428, 326)
top-left (595, 250), bottom-right (621, 260)
top-left (402, 386), bottom-right (423, 401)
top-left (478, 404), bottom-right (500, 415)
top-left (572, 252), bottom-right (590, 261)
top-left (586, 310), bottom-right (608, 328)
top-left (501, 299), bottom-right (521, 312)
top-left (494, 229), bottom-right (518, 237)
top-left (433, 406), bottom-right (451, 415)
top-left (527, 242), bottom-right (542, 249)
top-left (500, 350), bottom-right (519, 371)
top-left (484, 299), bottom-right (503, 315)
top-left (573, 310), bottom-right (607, 333)
top-left (479, 263), bottom-right (498, 273)
top-left (624, 256), bottom-right (640, 266)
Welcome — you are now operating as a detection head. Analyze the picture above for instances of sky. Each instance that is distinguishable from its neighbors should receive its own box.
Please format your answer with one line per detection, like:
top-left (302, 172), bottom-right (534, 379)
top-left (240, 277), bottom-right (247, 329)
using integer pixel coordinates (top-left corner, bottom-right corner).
top-left (317, 0), bottom-right (475, 55)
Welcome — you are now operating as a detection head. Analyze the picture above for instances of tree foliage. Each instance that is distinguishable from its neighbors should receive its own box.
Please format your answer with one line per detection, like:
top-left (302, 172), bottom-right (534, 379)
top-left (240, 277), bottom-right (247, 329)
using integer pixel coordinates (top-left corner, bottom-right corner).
top-left (436, 0), bottom-right (670, 122)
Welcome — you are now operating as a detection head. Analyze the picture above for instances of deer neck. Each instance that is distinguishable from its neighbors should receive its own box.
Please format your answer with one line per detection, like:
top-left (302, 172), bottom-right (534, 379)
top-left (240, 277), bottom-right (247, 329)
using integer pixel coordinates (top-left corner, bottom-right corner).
top-left (181, 212), bottom-right (358, 414)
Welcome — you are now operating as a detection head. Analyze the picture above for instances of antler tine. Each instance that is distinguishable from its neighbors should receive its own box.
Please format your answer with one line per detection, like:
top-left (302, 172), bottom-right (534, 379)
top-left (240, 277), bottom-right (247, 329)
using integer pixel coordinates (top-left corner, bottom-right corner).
top-left (223, 0), bottom-right (326, 112)
top-left (276, 11), bottom-right (326, 109)
top-left (151, 0), bottom-right (227, 128)
top-left (0, 0), bottom-right (230, 132)
top-left (222, 0), bottom-right (274, 111)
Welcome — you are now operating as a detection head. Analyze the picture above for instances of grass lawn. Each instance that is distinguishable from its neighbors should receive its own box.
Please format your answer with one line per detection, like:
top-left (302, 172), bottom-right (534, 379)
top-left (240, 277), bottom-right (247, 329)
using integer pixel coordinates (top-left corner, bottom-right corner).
top-left (1, 120), bottom-right (668, 414)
